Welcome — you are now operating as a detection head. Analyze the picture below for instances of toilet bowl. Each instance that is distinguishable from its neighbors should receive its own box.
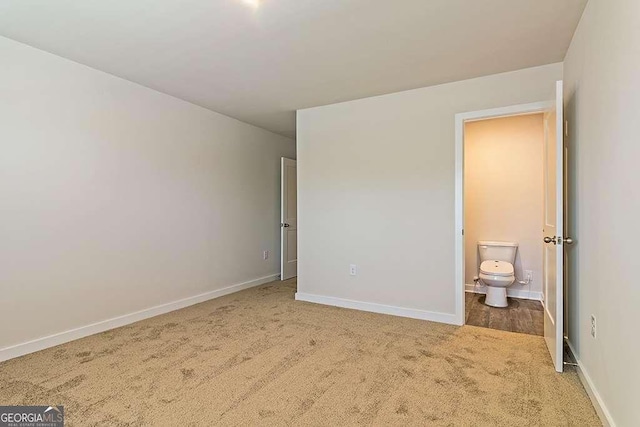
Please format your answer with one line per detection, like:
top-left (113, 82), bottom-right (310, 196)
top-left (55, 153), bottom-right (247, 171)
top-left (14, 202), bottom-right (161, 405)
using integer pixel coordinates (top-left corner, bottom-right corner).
top-left (479, 260), bottom-right (515, 307)
top-left (477, 241), bottom-right (518, 308)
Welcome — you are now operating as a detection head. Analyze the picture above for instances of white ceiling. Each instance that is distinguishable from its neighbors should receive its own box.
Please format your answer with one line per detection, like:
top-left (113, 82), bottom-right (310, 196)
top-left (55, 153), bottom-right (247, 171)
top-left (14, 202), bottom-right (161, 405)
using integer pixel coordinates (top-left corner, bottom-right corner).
top-left (0, 0), bottom-right (587, 138)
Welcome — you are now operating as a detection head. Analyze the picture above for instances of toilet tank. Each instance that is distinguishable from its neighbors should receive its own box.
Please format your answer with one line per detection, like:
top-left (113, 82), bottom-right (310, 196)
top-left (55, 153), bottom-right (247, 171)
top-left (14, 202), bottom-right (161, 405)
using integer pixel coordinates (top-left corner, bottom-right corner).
top-left (478, 241), bottom-right (518, 263)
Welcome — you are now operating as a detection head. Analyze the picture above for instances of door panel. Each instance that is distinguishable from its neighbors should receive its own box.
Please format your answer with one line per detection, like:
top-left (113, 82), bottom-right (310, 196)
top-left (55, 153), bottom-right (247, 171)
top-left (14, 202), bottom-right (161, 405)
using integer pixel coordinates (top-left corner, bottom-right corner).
top-left (543, 81), bottom-right (564, 372)
top-left (287, 229), bottom-right (297, 261)
top-left (544, 244), bottom-right (557, 323)
top-left (281, 158), bottom-right (297, 280)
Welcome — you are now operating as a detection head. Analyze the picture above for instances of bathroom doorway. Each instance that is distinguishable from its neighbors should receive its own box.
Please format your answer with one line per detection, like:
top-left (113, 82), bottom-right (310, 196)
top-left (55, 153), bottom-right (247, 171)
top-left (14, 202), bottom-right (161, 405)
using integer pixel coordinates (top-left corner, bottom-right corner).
top-left (464, 112), bottom-right (546, 336)
top-left (453, 101), bottom-right (554, 327)
top-left (463, 112), bottom-right (546, 335)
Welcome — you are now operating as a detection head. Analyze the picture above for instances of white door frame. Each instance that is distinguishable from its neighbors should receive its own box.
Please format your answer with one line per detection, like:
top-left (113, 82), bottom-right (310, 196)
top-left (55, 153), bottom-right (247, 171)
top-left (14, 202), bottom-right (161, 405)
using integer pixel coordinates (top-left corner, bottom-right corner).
top-left (454, 101), bottom-right (554, 326)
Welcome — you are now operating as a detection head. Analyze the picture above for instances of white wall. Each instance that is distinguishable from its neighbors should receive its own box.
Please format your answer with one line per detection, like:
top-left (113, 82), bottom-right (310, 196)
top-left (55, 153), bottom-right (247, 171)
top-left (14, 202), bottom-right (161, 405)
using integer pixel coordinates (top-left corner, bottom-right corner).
top-left (564, 0), bottom-right (640, 425)
top-left (0, 37), bottom-right (295, 352)
top-left (464, 114), bottom-right (544, 299)
top-left (297, 63), bottom-right (562, 322)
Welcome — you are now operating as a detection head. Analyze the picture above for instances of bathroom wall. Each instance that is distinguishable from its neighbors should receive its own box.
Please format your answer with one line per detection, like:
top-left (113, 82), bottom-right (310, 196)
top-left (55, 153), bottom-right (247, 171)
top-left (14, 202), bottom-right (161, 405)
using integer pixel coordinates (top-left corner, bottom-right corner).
top-left (464, 114), bottom-right (544, 299)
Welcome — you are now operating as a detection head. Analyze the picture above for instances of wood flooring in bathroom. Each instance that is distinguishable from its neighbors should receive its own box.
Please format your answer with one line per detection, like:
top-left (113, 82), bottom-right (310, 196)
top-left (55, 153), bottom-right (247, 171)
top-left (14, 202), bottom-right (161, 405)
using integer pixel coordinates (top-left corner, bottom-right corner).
top-left (465, 292), bottom-right (544, 336)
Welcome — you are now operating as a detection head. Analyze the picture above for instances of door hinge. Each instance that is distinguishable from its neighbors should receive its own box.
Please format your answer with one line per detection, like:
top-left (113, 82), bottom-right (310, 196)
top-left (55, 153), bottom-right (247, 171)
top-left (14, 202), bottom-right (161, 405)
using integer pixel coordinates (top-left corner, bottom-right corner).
top-left (462, 229), bottom-right (464, 236)
top-left (565, 120), bottom-right (569, 137)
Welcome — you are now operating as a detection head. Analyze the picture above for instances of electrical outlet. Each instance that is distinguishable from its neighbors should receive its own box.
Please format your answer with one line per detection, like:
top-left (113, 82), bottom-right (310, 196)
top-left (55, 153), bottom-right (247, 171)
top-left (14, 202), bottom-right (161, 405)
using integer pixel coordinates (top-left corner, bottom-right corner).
top-left (591, 315), bottom-right (597, 338)
top-left (525, 270), bottom-right (533, 282)
top-left (263, 250), bottom-right (269, 260)
top-left (349, 264), bottom-right (357, 276)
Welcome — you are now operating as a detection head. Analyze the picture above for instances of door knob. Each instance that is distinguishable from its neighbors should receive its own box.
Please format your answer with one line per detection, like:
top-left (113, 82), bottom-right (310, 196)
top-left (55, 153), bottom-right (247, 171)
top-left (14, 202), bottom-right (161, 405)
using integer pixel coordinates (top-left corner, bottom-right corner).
top-left (563, 237), bottom-right (574, 245)
top-left (544, 236), bottom-right (557, 244)
top-left (281, 223), bottom-right (290, 228)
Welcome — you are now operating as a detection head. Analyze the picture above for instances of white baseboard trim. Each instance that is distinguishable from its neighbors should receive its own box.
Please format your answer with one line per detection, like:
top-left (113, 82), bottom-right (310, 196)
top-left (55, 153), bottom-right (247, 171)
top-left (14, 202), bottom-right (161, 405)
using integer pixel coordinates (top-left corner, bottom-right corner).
top-left (0, 273), bottom-right (279, 363)
top-left (465, 284), bottom-right (542, 301)
top-left (295, 292), bottom-right (459, 325)
top-left (566, 341), bottom-right (615, 427)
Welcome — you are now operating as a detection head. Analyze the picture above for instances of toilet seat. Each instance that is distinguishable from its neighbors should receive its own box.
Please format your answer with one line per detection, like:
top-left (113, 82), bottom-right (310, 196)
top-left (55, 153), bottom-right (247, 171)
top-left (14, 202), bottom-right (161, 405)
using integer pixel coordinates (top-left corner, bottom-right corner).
top-left (480, 260), bottom-right (514, 277)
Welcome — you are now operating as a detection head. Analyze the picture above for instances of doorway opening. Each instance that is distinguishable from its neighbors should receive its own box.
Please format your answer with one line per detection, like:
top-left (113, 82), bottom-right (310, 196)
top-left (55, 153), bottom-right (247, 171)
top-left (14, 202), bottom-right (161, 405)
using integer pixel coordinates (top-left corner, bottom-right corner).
top-left (455, 83), bottom-right (566, 372)
top-left (280, 157), bottom-right (297, 281)
top-left (463, 112), bottom-right (546, 336)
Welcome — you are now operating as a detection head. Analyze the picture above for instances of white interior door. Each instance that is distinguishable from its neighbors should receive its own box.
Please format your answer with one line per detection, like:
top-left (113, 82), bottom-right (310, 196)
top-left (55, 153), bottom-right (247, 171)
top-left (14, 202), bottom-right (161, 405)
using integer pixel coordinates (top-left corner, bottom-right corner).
top-left (280, 158), bottom-right (297, 280)
top-left (543, 81), bottom-right (564, 372)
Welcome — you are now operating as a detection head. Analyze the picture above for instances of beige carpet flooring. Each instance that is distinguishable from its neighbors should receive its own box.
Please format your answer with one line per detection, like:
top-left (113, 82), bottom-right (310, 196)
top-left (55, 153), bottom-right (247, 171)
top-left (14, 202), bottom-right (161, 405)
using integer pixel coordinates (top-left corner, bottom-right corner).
top-left (0, 279), bottom-right (600, 426)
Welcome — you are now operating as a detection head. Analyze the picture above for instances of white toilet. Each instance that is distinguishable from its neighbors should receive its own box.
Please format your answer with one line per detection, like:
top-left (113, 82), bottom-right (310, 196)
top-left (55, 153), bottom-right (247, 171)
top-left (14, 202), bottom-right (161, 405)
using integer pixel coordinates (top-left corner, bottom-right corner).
top-left (478, 241), bottom-right (518, 308)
